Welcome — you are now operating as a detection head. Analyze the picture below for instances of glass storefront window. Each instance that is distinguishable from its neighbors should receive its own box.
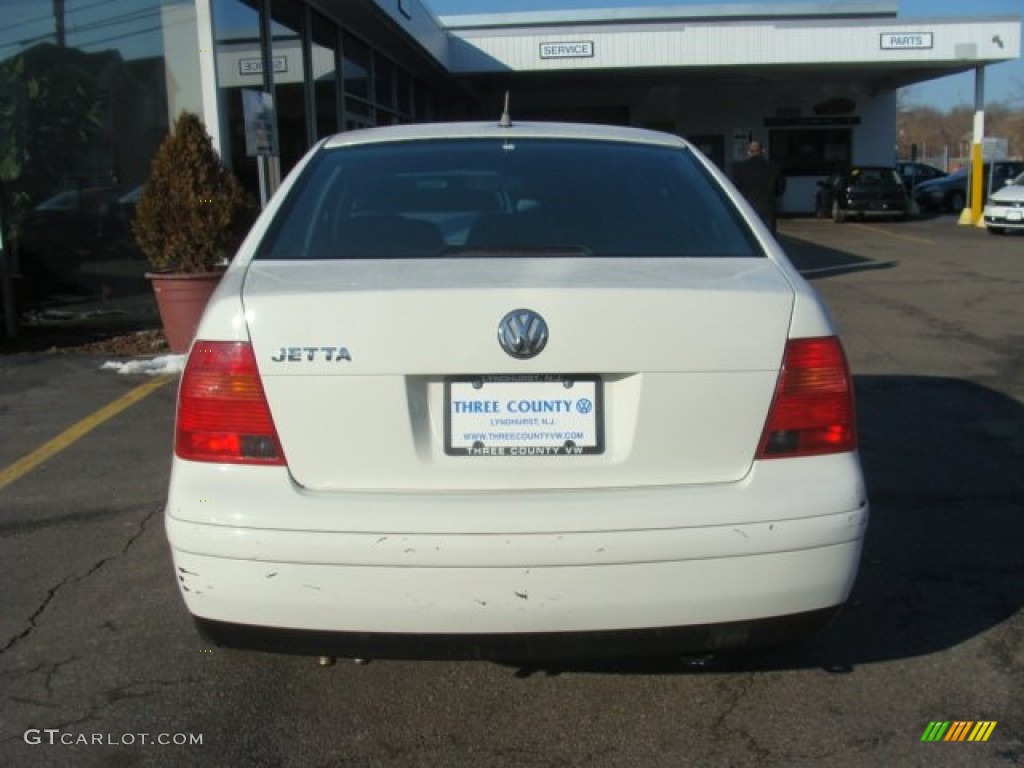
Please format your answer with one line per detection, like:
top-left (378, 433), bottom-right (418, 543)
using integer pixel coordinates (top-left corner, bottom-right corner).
top-left (343, 31), bottom-right (369, 102)
top-left (310, 11), bottom-right (338, 139)
top-left (0, 0), bottom-right (202, 311)
top-left (374, 51), bottom-right (394, 110)
top-left (212, 0), bottom-right (261, 199)
top-left (270, 0), bottom-right (308, 175)
top-left (414, 79), bottom-right (430, 121)
top-left (345, 97), bottom-right (373, 131)
top-left (396, 67), bottom-right (412, 118)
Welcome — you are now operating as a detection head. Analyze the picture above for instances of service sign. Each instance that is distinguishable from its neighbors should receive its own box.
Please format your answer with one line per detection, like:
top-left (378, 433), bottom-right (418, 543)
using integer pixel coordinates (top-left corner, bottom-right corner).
top-left (880, 32), bottom-right (933, 50)
top-left (238, 56), bottom-right (288, 75)
top-left (539, 41), bottom-right (594, 59)
top-left (446, 376), bottom-right (603, 456)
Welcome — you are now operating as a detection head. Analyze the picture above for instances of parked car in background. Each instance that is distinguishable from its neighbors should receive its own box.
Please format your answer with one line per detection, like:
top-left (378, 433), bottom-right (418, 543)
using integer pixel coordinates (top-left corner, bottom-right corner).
top-left (19, 187), bottom-right (131, 256)
top-left (896, 161), bottom-right (946, 194)
top-left (816, 166), bottom-right (910, 223)
top-left (982, 171), bottom-right (1024, 234)
top-left (117, 185), bottom-right (143, 219)
top-left (914, 161), bottom-right (1024, 213)
top-left (16, 184), bottom-right (144, 300)
top-left (165, 120), bottom-right (868, 660)
top-left (17, 186), bottom-right (133, 287)
top-left (914, 168), bottom-right (969, 213)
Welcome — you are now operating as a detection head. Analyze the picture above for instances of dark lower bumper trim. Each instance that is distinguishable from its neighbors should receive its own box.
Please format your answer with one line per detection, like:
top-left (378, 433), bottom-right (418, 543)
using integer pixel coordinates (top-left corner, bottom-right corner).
top-left (194, 606), bottom-right (843, 660)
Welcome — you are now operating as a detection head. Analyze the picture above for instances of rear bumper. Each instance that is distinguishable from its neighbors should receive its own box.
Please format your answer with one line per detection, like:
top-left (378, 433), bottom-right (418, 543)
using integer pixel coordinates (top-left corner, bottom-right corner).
top-left (843, 202), bottom-right (908, 217)
top-left (167, 462), bottom-right (867, 654)
top-left (195, 606), bottom-right (844, 660)
top-left (174, 533), bottom-right (863, 643)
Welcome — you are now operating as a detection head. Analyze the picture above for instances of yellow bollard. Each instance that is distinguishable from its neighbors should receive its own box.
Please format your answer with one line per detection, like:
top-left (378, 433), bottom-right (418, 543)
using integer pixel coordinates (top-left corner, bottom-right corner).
top-left (959, 143), bottom-right (985, 226)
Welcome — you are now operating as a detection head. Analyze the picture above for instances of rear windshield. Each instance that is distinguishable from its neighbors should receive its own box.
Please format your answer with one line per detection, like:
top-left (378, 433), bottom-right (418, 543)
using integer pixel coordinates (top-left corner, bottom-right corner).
top-left (255, 138), bottom-right (760, 260)
top-left (848, 168), bottom-right (903, 187)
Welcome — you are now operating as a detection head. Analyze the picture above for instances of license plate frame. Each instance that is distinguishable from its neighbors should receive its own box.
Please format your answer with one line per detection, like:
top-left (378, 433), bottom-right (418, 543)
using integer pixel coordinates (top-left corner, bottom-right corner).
top-left (444, 375), bottom-right (604, 457)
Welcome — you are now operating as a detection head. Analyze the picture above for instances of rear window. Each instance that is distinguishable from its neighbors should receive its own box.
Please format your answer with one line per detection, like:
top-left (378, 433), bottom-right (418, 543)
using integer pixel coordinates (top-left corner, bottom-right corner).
top-left (848, 168), bottom-right (903, 187)
top-left (256, 138), bottom-right (760, 260)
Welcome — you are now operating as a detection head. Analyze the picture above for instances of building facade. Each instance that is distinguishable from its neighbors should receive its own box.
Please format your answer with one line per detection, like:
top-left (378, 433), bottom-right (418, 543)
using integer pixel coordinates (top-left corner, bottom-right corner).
top-left (0, 0), bottom-right (1019, 316)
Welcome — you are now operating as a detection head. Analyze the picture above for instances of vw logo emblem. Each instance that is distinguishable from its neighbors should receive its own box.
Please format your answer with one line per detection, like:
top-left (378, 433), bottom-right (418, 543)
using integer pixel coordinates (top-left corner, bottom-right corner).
top-left (497, 309), bottom-right (549, 359)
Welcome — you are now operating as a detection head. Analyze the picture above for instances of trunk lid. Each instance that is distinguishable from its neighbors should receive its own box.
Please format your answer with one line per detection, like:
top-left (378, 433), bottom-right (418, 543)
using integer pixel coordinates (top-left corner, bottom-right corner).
top-left (242, 257), bottom-right (794, 491)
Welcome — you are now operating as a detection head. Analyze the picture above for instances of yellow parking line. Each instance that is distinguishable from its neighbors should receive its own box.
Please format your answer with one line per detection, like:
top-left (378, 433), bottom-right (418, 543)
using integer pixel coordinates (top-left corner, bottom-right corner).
top-left (0, 375), bottom-right (174, 492)
top-left (848, 222), bottom-right (933, 245)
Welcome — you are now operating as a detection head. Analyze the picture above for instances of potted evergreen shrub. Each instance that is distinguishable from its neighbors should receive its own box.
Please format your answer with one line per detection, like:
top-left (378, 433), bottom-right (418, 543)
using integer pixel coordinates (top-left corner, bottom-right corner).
top-left (132, 111), bottom-right (253, 353)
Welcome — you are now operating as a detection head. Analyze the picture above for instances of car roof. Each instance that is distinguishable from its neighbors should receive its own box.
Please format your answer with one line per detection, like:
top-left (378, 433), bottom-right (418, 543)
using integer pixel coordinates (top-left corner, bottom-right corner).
top-left (321, 121), bottom-right (688, 151)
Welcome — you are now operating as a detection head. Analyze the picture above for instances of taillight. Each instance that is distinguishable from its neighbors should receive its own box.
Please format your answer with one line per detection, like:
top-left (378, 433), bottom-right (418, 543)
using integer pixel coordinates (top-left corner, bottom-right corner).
top-left (175, 341), bottom-right (286, 465)
top-left (756, 336), bottom-right (856, 459)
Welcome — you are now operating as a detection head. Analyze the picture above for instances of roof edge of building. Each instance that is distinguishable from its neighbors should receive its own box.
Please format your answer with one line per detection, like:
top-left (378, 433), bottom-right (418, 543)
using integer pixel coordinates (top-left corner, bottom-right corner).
top-left (439, 2), bottom-right (898, 31)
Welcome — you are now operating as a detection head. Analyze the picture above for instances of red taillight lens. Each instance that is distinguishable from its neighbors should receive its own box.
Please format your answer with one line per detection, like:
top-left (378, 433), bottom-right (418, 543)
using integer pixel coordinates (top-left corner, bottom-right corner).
top-left (756, 336), bottom-right (856, 459)
top-left (175, 341), bottom-right (286, 465)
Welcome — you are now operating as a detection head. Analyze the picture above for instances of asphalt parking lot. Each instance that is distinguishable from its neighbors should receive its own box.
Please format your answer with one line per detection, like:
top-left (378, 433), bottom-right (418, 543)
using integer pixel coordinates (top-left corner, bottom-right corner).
top-left (1, 214), bottom-right (1022, 767)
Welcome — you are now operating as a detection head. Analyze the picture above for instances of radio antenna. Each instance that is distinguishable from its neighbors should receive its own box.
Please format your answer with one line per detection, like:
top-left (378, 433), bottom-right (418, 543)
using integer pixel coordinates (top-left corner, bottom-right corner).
top-left (499, 91), bottom-right (512, 128)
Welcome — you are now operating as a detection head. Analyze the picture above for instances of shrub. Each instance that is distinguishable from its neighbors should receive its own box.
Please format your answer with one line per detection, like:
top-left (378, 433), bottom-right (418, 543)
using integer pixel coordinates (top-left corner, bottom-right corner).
top-left (133, 111), bottom-right (252, 273)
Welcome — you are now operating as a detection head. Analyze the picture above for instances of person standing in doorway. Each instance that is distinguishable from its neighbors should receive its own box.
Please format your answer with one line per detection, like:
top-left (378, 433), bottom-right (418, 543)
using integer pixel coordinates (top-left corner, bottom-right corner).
top-left (731, 140), bottom-right (786, 234)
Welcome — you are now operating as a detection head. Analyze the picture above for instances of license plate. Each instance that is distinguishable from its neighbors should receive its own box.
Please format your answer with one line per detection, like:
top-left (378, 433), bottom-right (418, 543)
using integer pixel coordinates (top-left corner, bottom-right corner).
top-left (445, 375), bottom-right (603, 456)
top-left (1007, 210), bottom-right (1023, 222)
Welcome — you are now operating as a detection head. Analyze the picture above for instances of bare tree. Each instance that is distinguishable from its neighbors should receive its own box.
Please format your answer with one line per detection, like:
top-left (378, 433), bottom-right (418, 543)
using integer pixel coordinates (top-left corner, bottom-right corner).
top-left (898, 101), bottom-right (1024, 163)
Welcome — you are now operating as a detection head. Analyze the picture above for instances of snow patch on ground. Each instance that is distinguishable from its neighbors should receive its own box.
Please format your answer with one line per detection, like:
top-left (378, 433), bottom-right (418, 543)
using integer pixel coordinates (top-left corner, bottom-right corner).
top-left (101, 355), bottom-right (186, 376)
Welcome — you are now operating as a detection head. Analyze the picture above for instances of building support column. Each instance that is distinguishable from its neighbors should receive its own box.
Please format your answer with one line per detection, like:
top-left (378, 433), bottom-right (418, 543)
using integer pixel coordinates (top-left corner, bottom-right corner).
top-left (195, 0), bottom-right (222, 157)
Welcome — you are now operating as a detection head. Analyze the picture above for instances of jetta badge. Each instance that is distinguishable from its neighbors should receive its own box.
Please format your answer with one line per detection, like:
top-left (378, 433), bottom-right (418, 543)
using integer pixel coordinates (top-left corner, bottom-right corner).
top-left (497, 309), bottom-right (549, 359)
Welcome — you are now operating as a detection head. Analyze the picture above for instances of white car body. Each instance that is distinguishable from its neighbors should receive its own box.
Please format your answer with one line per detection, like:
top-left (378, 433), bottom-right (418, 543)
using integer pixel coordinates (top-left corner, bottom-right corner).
top-left (983, 172), bottom-right (1024, 233)
top-left (165, 122), bottom-right (868, 658)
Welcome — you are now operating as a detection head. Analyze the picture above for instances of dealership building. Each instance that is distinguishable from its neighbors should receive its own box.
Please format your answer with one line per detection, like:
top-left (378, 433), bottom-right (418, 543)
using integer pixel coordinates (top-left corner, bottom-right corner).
top-left (0, 0), bottom-right (1020, 317)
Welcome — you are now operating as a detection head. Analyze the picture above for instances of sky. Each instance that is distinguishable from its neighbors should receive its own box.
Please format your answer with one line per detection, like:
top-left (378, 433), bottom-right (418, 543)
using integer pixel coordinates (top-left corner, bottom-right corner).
top-left (424, 0), bottom-right (1024, 109)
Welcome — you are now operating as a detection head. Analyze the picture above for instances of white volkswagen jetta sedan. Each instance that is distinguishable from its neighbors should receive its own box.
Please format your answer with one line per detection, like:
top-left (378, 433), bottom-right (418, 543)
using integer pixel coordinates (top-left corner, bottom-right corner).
top-left (166, 121), bottom-right (868, 659)
top-left (983, 170), bottom-right (1024, 234)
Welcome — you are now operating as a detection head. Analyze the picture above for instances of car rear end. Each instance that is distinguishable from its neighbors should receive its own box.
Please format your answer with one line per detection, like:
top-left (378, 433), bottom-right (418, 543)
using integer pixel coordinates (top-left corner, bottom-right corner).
top-left (165, 122), bottom-right (868, 659)
top-left (838, 167), bottom-right (909, 220)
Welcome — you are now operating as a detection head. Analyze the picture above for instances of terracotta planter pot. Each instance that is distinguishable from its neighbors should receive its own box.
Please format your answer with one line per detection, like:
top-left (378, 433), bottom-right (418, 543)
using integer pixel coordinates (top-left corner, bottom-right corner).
top-left (147, 271), bottom-right (223, 354)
